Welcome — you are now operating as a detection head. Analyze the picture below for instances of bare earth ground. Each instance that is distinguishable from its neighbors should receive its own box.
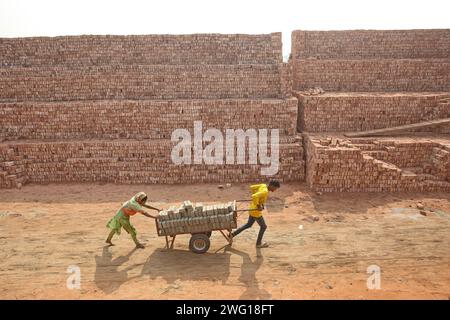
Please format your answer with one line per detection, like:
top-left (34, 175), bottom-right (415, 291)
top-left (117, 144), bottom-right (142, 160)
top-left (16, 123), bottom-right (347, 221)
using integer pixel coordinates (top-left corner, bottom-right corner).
top-left (0, 182), bottom-right (449, 300)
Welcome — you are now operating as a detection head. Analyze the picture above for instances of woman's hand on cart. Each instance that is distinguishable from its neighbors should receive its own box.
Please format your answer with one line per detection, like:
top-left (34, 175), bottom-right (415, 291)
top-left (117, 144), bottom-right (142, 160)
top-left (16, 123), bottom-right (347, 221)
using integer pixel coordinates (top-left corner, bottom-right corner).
top-left (142, 212), bottom-right (159, 219)
top-left (143, 203), bottom-right (162, 212)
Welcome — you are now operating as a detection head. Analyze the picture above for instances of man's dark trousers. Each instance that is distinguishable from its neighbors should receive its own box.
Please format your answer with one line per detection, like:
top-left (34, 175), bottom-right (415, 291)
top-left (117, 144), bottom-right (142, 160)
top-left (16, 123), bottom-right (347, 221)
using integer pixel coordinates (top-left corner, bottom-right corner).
top-left (231, 215), bottom-right (267, 245)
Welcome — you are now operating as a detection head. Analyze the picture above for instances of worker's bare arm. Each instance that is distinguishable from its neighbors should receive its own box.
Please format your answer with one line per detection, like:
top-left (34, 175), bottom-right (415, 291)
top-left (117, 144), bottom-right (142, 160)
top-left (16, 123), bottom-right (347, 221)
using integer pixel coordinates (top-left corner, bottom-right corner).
top-left (142, 204), bottom-right (161, 211)
top-left (141, 211), bottom-right (158, 219)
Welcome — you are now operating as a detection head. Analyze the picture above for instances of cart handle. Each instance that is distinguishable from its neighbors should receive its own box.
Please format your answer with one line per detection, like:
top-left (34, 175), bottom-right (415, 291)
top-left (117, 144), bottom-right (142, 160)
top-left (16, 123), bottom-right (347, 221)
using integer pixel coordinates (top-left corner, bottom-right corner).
top-left (234, 208), bottom-right (260, 212)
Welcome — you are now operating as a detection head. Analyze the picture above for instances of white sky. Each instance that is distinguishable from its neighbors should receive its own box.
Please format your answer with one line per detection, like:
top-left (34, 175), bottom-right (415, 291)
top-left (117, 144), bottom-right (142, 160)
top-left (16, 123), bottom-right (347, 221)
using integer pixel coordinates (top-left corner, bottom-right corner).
top-left (1, 0), bottom-right (449, 57)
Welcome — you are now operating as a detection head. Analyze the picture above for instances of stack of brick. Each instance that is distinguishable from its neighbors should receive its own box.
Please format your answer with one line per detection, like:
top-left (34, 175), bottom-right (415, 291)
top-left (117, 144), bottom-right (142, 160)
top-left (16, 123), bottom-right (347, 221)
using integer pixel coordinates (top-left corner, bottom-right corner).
top-left (157, 201), bottom-right (237, 236)
top-left (0, 33), bottom-right (290, 101)
top-left (295, 92), bottom-right (450, 133)
top-left (430, 147), bottom-right (450, 181)
top-left (292, 29), bottom-right (450, 60)
top-left (293, 29), bottom-right (450, 192)
top-left (433, 99), bottom-right (450, 134)
top-left (304, 134), bottom-right (450, 192)
top-left (293, 59), bottom-right (450, 92)
top-left (292, 30), bottom-right (450, 135)
top-left (0, 64), bottom-right (285, 101)
top-left (280, 63), bottom-right (293, 98)
top-left (0, 34), bottom-right (282, 67)
top-left (291, 29), bottom-right (450, 92)
top-left (0, 145), bottom-right (28, 188)
top-left (0, 138), bottom-right (304, 185)
top-left (0, 98), bottom-right (298, 141)
top-left (0, 33), bottom-right (303, 188)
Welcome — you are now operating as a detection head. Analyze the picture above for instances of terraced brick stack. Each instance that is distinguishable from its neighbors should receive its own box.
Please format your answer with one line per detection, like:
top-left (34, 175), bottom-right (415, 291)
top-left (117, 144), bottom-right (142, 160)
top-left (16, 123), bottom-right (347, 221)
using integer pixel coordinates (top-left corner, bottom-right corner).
top-left (295, 92), bottom-right (450, 133)
top-left (0, 33), bottom-right (304, 188)
top-left (292, 29), bottom-right (450, 192)
top-left (304, 134), bottom-right (450, 192)
top-left (292, 29), bottom-right (450, 92)
top-left (0, 99), bottom-right (298, 141)
top-left (0, 138), bottom-right (303, 186)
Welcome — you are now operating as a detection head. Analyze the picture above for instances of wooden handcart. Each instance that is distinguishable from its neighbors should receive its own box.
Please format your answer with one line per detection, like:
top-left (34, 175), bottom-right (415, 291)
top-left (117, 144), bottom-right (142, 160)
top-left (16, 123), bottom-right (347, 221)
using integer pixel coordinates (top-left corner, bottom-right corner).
top-left (155, 201), bottom-right (246, 254)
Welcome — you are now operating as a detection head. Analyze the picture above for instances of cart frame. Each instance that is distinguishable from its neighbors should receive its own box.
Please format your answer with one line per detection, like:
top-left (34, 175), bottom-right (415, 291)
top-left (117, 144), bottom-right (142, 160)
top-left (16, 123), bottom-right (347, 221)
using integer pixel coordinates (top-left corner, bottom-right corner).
top-left (155, 203), bottom-right (237, 253)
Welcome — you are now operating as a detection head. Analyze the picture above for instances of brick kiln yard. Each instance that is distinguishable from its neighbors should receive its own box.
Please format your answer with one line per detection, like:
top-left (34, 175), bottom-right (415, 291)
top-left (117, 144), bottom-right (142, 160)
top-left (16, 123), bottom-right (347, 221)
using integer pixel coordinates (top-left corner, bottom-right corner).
top-left (0, 182), bottom-right (449, 299)
top-left (1, 29), bottom-right (449, 299)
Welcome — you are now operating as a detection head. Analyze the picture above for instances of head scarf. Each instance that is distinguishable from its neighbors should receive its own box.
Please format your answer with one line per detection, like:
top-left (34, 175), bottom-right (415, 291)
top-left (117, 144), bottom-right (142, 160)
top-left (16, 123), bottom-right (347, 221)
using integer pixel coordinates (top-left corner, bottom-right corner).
top-left (133, 192), bottom-right (147, 203)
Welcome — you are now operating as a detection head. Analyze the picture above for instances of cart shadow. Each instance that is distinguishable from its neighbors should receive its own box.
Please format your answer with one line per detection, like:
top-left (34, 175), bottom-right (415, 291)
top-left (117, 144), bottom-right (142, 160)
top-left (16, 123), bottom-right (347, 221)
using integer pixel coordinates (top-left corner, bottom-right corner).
top-left (224, 246), bottom-right (272, 300)
top-left (140, 248), bottom-right (232, 285)
top-left (94, 246), bottom-right (140, 294)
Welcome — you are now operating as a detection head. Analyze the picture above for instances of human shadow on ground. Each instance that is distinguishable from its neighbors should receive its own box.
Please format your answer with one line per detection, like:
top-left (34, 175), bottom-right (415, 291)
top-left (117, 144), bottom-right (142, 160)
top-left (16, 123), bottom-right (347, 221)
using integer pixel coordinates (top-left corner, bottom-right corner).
top-left (94, 246), bottom-right (140, 294)
top-left (140, 248), bottom-right (232, 285)
top-left (224, 246), bottom-right (272, 300)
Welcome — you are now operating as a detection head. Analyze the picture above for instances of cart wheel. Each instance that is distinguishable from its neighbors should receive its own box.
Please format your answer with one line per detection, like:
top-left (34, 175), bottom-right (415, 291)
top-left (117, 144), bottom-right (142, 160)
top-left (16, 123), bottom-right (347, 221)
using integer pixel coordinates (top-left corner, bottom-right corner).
top-left (189, 233), bottom-right (210, 254)
top-left (206, 231), bottom-right (212, 238)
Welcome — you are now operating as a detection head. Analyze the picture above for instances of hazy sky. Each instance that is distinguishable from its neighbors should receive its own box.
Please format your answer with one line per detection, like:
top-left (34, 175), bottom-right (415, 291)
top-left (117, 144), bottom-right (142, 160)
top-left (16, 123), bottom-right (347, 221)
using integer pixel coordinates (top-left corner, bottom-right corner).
top-left (1, 0), bottom-right (449, 57)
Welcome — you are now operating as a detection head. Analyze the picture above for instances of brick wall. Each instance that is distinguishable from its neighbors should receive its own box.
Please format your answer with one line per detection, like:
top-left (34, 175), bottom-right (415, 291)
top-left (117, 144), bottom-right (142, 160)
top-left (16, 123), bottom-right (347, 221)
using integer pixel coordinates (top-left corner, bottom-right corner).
top-left (0, 98), bottom-right (298, 141)
top-left (295, 92), bottom-right (450, 133)
top-left (0, 33), bottom-right (282, 67)
top-left (0, 32), bottom-right (303, 188)
top-left (293, 59), bottom-right (450, 92)
top-left (0, 64), bottom-right (285, 101)
top-left (291, 29), bottom-right (450, 92)
top-left (0, 137), bottom-right (305, 187)
top-left (0, 33), bottom-right (288, 101)
top-left (280, 62), bottom-right (293, 97)
top-left (0, 145), bottom-right (27, 188)
top-left (292, 29), bottom-right (450, 59)
top-left (304, 134), bottom-right (450, 192)
top-left (293, 29), bottom-right (450, 193)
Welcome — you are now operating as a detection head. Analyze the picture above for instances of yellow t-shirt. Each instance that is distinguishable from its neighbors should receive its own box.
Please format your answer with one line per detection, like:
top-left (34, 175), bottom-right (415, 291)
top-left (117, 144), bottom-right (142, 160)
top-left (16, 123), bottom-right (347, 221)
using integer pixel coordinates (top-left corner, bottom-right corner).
top-left (249, 184), bottom-right (268, 218)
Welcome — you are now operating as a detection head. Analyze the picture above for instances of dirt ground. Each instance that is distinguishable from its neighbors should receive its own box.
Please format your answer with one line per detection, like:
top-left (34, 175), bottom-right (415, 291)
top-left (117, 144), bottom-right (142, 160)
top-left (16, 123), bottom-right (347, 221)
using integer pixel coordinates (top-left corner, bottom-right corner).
top-left (0, 182), bottom-right (449, 300)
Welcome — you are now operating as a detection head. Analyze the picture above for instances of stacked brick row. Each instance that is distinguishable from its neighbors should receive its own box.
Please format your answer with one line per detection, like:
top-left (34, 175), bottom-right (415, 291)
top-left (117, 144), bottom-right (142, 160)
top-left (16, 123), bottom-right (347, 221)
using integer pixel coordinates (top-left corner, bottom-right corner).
top-left (353, 139), bottom-right (437, 169)
top-left (0, 64), bottom-right (285, 101)
top-left (0, 138), bottom-right (304, 185)
top-left (0, 98), bottom-right (298, 141)
top-left (304, 135), bottom-right (450, 192)
top-left (0, 34), bottom-right (282, 67)
top-left (295, 92), bottom-right (450, 132)
top-left (293, 59), bottom-right (450, 92)
top-left (292, 29), bottom-right (450, 60)
top-left (291, 29), bottom-right (450, 92)
top-left (0, 33), bottom-right (290, 102)
top-left (157, 201), bottom-right (237, 236)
